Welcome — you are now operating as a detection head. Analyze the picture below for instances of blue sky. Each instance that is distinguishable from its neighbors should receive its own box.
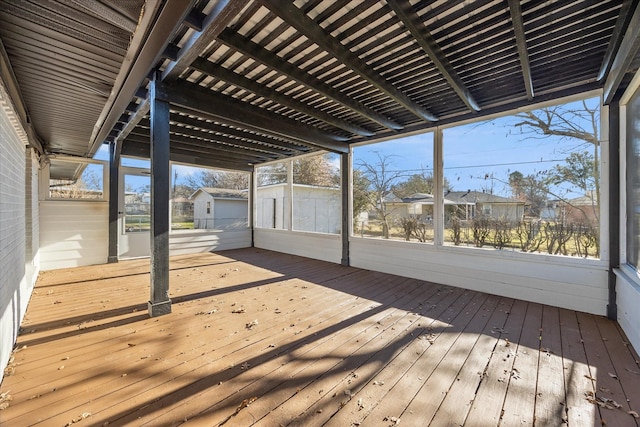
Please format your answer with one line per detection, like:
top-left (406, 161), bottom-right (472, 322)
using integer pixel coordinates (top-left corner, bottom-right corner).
top-left (354, 97), bottom-right (600, 198)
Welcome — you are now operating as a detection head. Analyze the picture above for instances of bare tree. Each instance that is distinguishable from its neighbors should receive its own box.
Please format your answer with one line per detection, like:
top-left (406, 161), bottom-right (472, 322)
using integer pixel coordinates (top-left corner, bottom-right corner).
top-left (185, 169), bottom-right (249, 190)
top-left (356, 152), bottom-right (404, 239)
top-left (510, 99), bottom-right (600, 220)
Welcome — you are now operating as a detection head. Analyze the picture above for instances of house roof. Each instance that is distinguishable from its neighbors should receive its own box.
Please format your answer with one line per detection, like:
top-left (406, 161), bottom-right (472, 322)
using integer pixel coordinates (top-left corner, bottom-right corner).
top-left (2, 1), bottom-right (640, 177)
top-left (191, 187), bottom-right (248, 200)
top-left (566, 193), bottom-right (598, 206)
top-left (446, 191), bottom-right (524, 204)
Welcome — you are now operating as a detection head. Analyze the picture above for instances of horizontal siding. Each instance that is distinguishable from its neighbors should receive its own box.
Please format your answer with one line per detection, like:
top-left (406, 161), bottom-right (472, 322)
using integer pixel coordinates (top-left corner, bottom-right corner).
top-left (615, 268), bottom-right (640, 354)
top-left (39, 201), bottom-right (108, 270)
top-left (350, 237), bottom-right (608, 315)
top-left (169, 229), bottom-right (251, 256)
top-left (254, 228), bottom-right (342, 264)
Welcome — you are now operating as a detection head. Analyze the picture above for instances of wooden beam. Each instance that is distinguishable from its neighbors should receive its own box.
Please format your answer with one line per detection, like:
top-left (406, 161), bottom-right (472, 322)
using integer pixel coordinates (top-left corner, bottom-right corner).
top-left (162, 0), bottom-right (250, 81)
top-left (126, 132), bottom-right (275, 163)
top-left (218, 29), bottom-right (404, 130)
top-left (260, 0), bottom-right (438, 122)
top-left (191, 57), bottom-right (375, 137)
top-left (388, 0), bottom-right (482, 110)
top-left (90, 0), bottom-right (194, 154)
top-left (121, 140), bottom-right (254, 171)
top-left (507, 0), bottom-right (534, 100)
top-left (116, 98), bottom-right (150, 143)
top-left (604, 1), bottom-right (640, 103)
top-left (136, 118), bottom-right (296, 157)
top-left (168, 109), bottom-right (311, 153)
top-left (160, 80), bottom-right (350, 153)
top-left (598, 0), bottom-right (640, 81)
top-left (148, 75), bottom-right (171, 317)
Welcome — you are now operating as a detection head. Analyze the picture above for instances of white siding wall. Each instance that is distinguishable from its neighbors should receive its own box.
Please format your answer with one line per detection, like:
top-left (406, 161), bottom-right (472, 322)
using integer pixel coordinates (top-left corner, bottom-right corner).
top-left (214, 199), bottom-right (248, 229)
top-left (170, 229), bottom-right (251, 256)
top-left (0, 96), bottom-right (37, 384)
top-left (193, 193), bottom-right (213, 229)
top-left (615, 269), bottom-right (640, 355)
top-left (39, 201), bottom-right (109, 269)
top-left (254, 228), bottom-right (342, 264)
top-left (292, 186), bottom-right (340, 234)
top-left (350, 238), bottom-right (609, 315)
top-left (256, 184), bottom-right (288, 229)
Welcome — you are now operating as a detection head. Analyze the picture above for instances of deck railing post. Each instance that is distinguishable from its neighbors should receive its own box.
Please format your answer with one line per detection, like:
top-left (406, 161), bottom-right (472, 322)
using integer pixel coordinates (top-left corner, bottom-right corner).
top-left (148, 72), bottom-right (171, 317)
top-left (108, 140), bottom-right (121, 263)
top-left (341, 150), bottom-right (351, 266)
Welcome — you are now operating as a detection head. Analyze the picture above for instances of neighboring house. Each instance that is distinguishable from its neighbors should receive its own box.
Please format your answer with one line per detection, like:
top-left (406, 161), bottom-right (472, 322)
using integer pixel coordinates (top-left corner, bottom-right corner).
top-left (542, 193), bottom-right (599, 223)
top-left (384, 193), bottom-right (439, 222)
top-left (256, 183), bottom-right (341, 233)
top-left (445, 191), bottom-right (526, 222)
top-left (190, 188), bottom-right (248, 230)
top-left (124, 191), bottom-right (150, 214)
top-left (171, 197), bottom-right (193, 219)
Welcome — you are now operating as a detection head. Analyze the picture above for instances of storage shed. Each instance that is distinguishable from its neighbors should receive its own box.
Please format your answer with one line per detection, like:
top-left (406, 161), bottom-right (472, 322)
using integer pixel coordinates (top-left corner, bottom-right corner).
top-left (191, 187), bottom-right (248, 230)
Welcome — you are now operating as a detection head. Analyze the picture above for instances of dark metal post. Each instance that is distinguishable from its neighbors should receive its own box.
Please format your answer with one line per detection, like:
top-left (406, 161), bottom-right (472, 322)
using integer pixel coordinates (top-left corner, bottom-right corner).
top-left (341, 151), bottom-right (350, 266)
top-left (108, 140), bottom-right (121, 263)
top-left (148, 73), bottom-right (171, 317)
top-left (250, 168), bottom-right (255, 247)
top-left (608, 101), bottom-right (620, 320)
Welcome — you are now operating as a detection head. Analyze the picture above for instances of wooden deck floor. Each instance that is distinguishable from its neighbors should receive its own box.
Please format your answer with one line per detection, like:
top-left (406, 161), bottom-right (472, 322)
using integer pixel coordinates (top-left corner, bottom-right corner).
top-left (1, 249), bottom-right (639, 427)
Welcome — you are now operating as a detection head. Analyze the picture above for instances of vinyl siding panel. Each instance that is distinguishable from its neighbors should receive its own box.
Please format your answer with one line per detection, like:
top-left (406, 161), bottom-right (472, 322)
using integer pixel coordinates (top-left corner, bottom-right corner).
top-left (350, 237), bottom-right (608, 315)
top-left (39, 201), bottom-right (108, 270)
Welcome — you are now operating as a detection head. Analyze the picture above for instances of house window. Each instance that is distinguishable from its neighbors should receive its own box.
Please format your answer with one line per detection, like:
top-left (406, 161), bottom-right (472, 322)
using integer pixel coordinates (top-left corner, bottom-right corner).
top-left (626, 87), bottom-right (640, 270)
top-left (206, 201), bottom-right (211, 214)
top-left (352, 133), bottom-right (435, 242)
top-left (47, 159), bottom-right (105, 200)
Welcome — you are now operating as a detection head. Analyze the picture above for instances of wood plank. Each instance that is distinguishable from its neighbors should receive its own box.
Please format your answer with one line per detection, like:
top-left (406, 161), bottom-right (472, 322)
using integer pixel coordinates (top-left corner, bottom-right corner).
top-left (9, 267), bottom-right (383, 424)
top-left (577, 311), bottom-right (636, 427)
top-left (558, 308), bottom-right (598, 427)
top-left (281, 286), bottom-right (472, 427)
top-left (428, 297), bottom-right (515, 426)
top-left (534, 305), bottom-right (567, 425)
top-left (163, 278), bottom-right (444, 425)
top-left (399, 294), bottom-right (503, 425)
top-left (464, 299), bottom-right (529, 426)
top-left (349, 291), bottom-right (489, 425)
top-left (499, 302), bottom-right (543, 425)
top-left (595, 316), bottom-right (640, 426)
top-left (2, 249), bottom-right (640, 427)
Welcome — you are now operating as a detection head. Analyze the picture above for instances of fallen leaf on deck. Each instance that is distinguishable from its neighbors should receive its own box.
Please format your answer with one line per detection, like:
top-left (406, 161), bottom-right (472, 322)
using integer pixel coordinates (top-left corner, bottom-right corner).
top-left (383, 416), bottom-right (401, 425)
top-left (608, 372), bottom-right (618, 379)
top-left (232, 307), bottom-right (246, 314)
top-left (66, 412), bottom-right (91, 425)
top-left (0, 391), bottom-right (12, 410)
top-left (245, 319), bottom-right (259, 330)
top-left (218, 397), bottom-right (257, 426)
top-left (628, 411), bottom-right (639, 418)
